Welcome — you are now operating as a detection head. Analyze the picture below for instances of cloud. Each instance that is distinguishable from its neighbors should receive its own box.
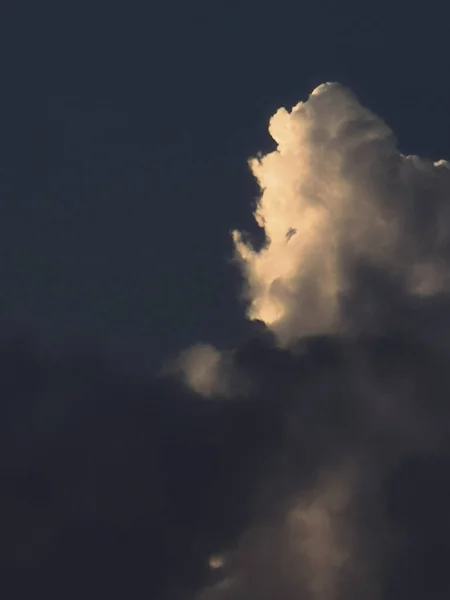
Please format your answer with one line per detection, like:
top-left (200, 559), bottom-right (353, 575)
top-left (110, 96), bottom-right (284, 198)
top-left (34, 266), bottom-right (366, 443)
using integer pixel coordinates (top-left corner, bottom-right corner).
top-left (0, 336), bottom-right (273, 597)
top-left (197, 84), bottom-right (450, 600)
top-left (232, 82), bottom-right (450, 346)
top-left (3, 84), bottom-right (450, 600)
top-left (176, 343), bottom-right (230, 397)
top-left (3, 330), bottom-right (450, 599)
top-left (171, 342), bottom-right (251, 398)
top-left (196, 330), bottom-right (450, 600)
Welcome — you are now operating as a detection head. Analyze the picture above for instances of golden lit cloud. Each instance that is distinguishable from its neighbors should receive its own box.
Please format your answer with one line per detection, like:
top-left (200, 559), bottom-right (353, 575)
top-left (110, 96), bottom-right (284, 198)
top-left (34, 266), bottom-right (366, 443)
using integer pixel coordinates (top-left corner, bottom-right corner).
top-left (233, 83), bottom-right (450, 346)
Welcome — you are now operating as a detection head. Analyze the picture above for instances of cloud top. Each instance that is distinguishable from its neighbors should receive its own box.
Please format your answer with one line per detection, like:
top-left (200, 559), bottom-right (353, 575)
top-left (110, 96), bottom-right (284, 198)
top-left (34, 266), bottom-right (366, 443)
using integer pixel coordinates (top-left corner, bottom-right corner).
top-left (233, 82), bottom-right (450, 345)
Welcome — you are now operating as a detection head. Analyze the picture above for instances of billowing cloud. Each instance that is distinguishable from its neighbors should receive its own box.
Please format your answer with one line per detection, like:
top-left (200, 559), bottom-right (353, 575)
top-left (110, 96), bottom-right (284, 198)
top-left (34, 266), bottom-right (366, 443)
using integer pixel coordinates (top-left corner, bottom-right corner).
top-left (196, 84), bottom-right (450, 600)
top-left (3, 84), bottom-right (450, 600)
top-left (233, 82), bottom-right (450, 346)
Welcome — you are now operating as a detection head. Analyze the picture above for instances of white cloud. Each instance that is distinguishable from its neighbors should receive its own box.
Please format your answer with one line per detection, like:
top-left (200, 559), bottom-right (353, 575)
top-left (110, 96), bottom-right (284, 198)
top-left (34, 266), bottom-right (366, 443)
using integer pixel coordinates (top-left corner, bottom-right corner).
top-left (233, 82), bottom-right (450, 346)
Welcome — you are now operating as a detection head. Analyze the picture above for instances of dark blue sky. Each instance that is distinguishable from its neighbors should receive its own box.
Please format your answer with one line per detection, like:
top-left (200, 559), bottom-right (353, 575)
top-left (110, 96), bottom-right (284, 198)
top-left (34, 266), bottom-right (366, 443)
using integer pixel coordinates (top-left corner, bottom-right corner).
top-left (1, 2), bottom-right (449, 368)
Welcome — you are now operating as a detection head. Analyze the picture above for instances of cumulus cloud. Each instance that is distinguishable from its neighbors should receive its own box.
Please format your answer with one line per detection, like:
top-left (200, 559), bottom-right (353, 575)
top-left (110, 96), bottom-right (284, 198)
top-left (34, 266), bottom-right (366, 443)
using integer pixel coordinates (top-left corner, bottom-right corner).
top-left (4, 84), bottom-right (450, 600)
top-left (233, 82), bottom-right (450, 346)
top-left (196, 84), bottom-right (450, 600)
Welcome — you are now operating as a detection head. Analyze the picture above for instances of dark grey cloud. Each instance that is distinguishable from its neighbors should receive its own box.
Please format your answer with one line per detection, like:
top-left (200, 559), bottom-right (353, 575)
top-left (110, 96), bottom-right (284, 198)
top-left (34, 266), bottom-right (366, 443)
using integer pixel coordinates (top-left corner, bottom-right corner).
top-left (2, 330), bottom-right (450, 599)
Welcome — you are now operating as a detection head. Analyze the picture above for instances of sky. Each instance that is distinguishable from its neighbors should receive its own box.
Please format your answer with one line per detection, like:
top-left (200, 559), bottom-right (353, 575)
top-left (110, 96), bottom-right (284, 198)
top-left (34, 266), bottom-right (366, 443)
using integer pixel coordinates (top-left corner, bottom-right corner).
top-left (1, 2), bottom-right (449, 367)
top-left (2, 2), bottom-right (450, 599)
